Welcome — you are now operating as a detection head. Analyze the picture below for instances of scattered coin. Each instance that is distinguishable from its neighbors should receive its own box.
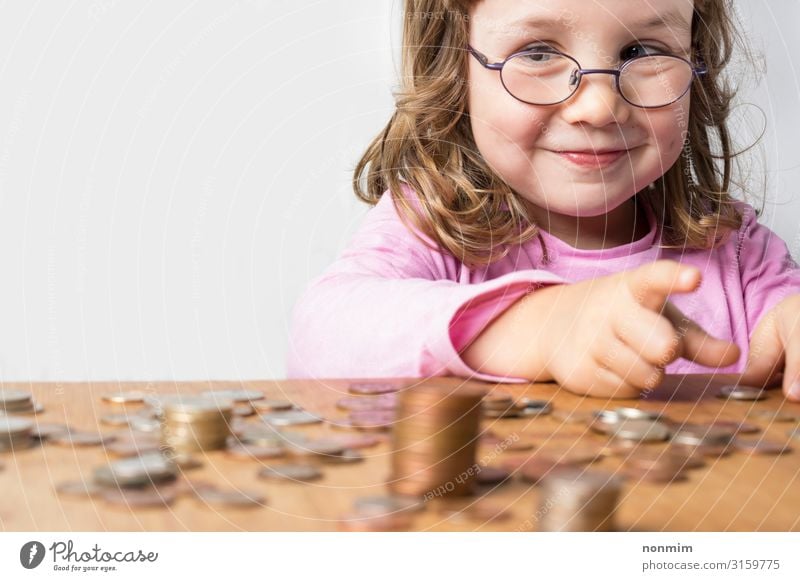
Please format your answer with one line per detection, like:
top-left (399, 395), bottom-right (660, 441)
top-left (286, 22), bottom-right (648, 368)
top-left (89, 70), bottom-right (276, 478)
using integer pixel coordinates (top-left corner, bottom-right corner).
top-left (519, 399), bottom-right (552, 417)
top-left (620, 449), bottom-right (687, 484)
top-left (718, 385), bottom-right (767, 401)
top-left (102, 392), bottom-right (147, 405)
top-left (536, 468), bottom-right (622, 531)
top-left (201, 389), bottom-right (264, 403)
top-left (194, 487), bottom-right (265, 508)
top-left (614, 407), bottom-right (664, 421)
top-left (252, 399), bottom-right (295, 412)
top-left (348, 382), bottom-right (403, 395)
top-left (734, 439), bottom-right (792, 455)
top-left (31, 422), bottom-right (71, 441)
top-left (100, 413), bottom-right (136, 427)
top-left (261, 410), bottom-right (322, 427)
top-left (353, 495), bottom-right (425, 515)
top-left (320, 449), bottom-right (364, 464)
top-left (50, 431), bottom-right (113, 447)
top-left (258, 463), bottom-right (323, 482)
top-left (611, 419), bottom-right (671, 443)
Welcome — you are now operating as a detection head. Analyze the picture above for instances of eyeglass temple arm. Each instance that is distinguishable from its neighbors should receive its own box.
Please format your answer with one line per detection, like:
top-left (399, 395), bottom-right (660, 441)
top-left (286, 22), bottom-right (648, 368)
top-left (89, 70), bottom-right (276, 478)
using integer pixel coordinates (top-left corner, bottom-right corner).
top-left (466, 45), bottom-right (504, 70)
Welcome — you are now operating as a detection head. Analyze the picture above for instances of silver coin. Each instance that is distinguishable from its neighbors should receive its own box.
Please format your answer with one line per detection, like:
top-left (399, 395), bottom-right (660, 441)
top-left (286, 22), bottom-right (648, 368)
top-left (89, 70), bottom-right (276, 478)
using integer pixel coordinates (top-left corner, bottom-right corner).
top-left (130, 416), bottom-right (161, 433)
top-left (353, 495), bottom-right (425, 515)
top-left (320, 449), bottom-right (364, 464)
top-left (0, 416), bottom-right (34, 434)
top-left (102, 391), bottom-right (147, 405)
top-left (252, 399), bottom-right (295, 412)
top-left (100, 414), bottom-right (135, 427)
top-left (194, 488), bottom-right (265, 507)
top-left (718, 385), bottom-right (767, 401)
top-left (614, 407), bottom-right (663, 421)
top-left (261, 410), bottom-right (322, 427)
top-left (0, 389), bottom-right (33, 405)
top-left (611, 419), bottom-right (670, 442)
top-left (520, 400), bottom-right (552, 417)
top-left (201, 389), bottom-right (265, 403)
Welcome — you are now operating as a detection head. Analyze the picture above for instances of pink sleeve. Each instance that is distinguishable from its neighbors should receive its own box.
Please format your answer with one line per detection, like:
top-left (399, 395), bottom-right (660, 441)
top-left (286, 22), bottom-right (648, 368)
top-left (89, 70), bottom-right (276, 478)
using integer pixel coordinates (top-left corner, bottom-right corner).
top-left (286, 191), bottom-right (564, 383)
top-left (737, 202), bottom-right (800, 339)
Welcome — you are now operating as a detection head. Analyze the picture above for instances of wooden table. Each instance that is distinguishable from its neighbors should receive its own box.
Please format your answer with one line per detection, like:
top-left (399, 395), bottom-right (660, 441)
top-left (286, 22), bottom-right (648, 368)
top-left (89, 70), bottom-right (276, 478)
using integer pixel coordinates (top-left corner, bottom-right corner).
top-left (1, 375), bottom-right (799, 531)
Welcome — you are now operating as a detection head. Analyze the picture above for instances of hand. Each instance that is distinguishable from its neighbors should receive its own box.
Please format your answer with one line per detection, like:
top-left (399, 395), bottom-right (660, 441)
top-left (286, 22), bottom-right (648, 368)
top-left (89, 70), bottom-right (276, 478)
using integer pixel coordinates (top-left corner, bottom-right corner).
top-left (740, 294), bottom-right (800, 401)
top-left (532, 259), bottom-right (741, 398)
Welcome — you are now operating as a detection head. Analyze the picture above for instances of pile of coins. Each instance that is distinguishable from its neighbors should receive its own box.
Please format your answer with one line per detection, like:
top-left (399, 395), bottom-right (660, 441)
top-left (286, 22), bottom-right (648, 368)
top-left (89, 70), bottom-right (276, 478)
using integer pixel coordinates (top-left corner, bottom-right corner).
top-left (0, 416), bottom-right (34, 451)
top-left (0, 389), bottom-right (41, 414)
top-left (389, 381), bottom-right (485, 498)
top-left (158, 396), bottom-right (233, 454)
top-left (536, 468), bottom-right (623, 531)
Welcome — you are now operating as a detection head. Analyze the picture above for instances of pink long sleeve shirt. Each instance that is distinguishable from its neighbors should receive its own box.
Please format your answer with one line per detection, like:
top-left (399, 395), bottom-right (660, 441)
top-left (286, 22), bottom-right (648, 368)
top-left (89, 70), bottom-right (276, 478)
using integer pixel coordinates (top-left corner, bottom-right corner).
top-left (286, 187), bottom-right (800, 383)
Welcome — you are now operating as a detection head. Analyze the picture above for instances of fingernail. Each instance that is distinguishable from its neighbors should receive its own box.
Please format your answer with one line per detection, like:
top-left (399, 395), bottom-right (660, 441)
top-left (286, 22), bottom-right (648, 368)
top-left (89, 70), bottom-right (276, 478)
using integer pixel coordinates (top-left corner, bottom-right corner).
top-left (790, 381), bottom-right (800, 400)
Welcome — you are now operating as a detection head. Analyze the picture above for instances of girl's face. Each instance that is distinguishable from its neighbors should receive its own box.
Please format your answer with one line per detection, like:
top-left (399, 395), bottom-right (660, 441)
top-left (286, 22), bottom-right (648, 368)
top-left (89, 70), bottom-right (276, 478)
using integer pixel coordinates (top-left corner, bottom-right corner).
top-left (467, 0), bottom-right (694, 223)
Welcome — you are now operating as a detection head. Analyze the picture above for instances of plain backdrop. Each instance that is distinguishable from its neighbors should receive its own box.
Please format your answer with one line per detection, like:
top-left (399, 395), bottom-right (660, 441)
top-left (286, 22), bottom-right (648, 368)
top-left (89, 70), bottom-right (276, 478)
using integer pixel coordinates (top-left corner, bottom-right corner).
top-left (0, 0), bottom-right (797, 382)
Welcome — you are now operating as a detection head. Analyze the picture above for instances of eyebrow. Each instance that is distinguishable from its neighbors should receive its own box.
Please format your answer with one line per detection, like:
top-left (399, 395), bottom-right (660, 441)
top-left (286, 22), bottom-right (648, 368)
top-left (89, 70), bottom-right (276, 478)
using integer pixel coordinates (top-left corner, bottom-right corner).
top-left (504, 9), bottom-right (692, 36)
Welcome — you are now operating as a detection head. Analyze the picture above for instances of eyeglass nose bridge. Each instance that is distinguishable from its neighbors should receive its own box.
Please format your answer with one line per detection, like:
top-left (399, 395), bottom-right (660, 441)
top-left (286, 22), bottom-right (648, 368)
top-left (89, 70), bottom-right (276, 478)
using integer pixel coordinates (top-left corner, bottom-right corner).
top-left (568, 68), bottom-right (622, 90)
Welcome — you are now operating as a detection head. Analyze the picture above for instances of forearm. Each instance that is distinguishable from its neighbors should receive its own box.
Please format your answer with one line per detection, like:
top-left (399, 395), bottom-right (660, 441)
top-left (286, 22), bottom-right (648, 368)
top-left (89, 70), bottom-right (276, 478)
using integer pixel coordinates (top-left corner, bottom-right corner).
top-left (459, 285), bottom-right (559, 382)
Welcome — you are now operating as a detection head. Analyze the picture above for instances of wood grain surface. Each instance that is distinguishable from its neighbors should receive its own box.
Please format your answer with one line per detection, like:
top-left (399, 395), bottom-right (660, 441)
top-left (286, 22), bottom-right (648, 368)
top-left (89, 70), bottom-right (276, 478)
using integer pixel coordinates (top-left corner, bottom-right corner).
top-left (1, 375), bottom-right (798, 532)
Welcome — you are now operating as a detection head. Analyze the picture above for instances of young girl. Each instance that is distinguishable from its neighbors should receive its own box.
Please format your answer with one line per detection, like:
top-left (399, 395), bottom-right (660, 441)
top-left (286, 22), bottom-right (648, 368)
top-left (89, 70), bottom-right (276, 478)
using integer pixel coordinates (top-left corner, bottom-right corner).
top-left (287, 0), bottom-right (800, 401)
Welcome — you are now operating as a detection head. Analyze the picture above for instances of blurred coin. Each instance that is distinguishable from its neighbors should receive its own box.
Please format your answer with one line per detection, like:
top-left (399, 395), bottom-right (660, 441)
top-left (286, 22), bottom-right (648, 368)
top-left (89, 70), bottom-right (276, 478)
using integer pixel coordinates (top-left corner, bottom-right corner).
top-left (551, 410), bottom-right (596, 425)
top-left (226, 443), bottom-right (286, 461)
top-left (336, 395), bottom-right (397, 412)
top-left (320, 449), bottom-right (364, 464)
top-left (718, 385), bottom-right (767, 401)
top-left (252, 399), bottom-right (295, 412)
top-left (337, 511), bottom-right (411, 531)
top-left (201, 389), bottom-right (264, 403)
top-left (106, 437), bottom-right (161, 457)
top-left (749, 410), bottom-right (799, 423)
top-left (520, 399), bottom-right (552, 417)
top-left (102, 392), bottom-right (147, 405)
top-left (50, 431), bottom-right (113, 447)
top-left (100, 413), bottom-right (135, 427)
top-left (353, 495), bottom-right (425, 515)
top-left (734, 438), bottom-right (792, 455)
top-left (348, 382), bottom-right (402, 395)
top-left (612, 419), bottom-right (670, 442)
top-left (261, 410), bottom-right (322, 427)
top-left (258, 463), bottom-right (322, 482)
top-left (614, 407), bottom-right (664, 421)
top-left (787, 427), bottom-right (800, 440)
top-left (232, 404), bottom-right (256, 417)
top-left (194, 487), bottom-right (265, 507)
top-left (130, 416), bottom-right (161, 433)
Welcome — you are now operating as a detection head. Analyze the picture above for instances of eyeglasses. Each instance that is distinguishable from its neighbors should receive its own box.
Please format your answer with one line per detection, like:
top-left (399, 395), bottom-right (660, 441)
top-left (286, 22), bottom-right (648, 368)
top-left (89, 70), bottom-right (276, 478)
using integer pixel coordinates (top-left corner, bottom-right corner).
top-left (467, 45), bottom-right (708, 109)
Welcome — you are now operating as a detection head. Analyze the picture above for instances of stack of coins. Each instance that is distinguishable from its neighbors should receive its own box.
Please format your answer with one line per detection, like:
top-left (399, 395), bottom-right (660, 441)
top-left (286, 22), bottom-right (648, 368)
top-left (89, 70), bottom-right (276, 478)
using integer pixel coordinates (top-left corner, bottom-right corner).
top-left (536, 468), bottom-right (622, 531)
top-left (0, 416), bottom-right (34, 451)
top-left (159, 396), bottom-right (233, 453)
top-left (389, 381), bottom-right (485, 498)
top-left (94, 452), bottom-right (178, 488)
top-left (0, 389), bottom-right (39, 414)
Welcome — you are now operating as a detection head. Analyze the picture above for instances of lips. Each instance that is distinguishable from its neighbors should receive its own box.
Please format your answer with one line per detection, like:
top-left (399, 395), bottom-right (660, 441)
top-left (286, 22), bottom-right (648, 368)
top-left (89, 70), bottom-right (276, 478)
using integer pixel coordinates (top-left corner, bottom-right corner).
top-left (553, 149), bottom-right (630, 169)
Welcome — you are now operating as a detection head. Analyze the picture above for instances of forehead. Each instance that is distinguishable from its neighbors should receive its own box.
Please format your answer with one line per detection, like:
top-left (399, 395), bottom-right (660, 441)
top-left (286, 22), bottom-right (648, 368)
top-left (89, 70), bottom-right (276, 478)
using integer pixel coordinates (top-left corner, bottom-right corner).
top-left (469, 0), bottom-right (694, 39)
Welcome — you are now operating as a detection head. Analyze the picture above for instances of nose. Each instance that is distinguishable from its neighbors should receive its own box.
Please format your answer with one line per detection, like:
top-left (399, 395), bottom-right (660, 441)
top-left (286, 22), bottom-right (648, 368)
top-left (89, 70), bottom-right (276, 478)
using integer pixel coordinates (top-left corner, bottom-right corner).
top-left (559, 71), bottom-right (631, 127)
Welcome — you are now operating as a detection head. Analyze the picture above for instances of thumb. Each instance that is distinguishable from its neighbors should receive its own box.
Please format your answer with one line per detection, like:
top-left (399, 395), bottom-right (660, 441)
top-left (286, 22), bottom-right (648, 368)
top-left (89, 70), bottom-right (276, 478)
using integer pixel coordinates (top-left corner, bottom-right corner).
top-left (625, 260), bottom-right (702, 311)
top-left (662, 301), bottom-right (741, 368)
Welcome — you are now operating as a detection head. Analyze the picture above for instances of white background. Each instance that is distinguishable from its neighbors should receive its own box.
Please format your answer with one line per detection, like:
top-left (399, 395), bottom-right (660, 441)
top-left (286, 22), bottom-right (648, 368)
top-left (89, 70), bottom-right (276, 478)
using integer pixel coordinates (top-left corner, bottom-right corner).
top-left (0, 0), bottom-right (797, 381)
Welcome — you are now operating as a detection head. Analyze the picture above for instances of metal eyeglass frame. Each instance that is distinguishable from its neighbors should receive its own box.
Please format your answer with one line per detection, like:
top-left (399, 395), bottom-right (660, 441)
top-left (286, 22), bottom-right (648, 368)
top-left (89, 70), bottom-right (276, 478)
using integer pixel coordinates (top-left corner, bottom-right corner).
top-left (467, 45), bottom-right (708, 109)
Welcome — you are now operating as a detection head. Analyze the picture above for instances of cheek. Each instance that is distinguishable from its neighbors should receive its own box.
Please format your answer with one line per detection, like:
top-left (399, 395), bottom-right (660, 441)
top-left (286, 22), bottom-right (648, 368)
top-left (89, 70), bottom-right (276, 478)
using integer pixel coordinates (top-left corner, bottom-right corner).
top-left (469, 78), bottom-right (549, 150)
top-left (649, 99), bottom-right (691, 161)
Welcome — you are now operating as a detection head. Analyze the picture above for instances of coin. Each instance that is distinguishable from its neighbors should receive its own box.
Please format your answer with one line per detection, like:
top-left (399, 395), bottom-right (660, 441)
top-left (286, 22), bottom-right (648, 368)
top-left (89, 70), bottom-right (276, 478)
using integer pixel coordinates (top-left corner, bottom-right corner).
top-left (536, 468), bottom-right (622, 532)
top-left (50, 431), bottom-right (113, 447)
top-left (102, 391), bottom-right (147, 405)
top-left (226, 443), bottom-right (286, 461)
top-left (336, 395), bottom-right (397, 412)
top-left (620, 449), bottom-right (687, 484)
top-left (787, 427), bottom-right (800, 440)
top-left (105, 436), bottom-right (161, 457)
top-left (519, 399), bottom-right (552, 417)
top-left (201, 389), bottom-right (264, 403)
top-left (749, 410), bottom-right (799, 423)
top-left (194, 488), bottom-right (265, 507)
top-left (734, 438), bottom-right (793, 455)
top-left (232, 404), bottom-right (256, 417)
top-left (614, 407), bottom-right (664, 421)
top-left (718, 385), bottom-right (767, 401)
top-left (611, 419), bottom-right (671, 442)
top-left (320, 449), bottom-right (364, 464)
top-left (251, 399), bottom-right (295, 412)
top-left (258, 463), bottom-right (322, 482)
top-left (261, 410), bottom-right (322, 427)
top-left (100, 413), bottom-right (136, 427)
top-left (353, 495), bottom-right (425, 515)
top-left (348, 382), bottom-right (403, 395)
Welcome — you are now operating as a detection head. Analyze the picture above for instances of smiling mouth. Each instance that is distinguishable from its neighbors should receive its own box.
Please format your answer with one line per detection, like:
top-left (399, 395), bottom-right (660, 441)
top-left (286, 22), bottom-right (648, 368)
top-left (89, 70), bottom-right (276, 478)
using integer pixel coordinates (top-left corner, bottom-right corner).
top-left (552, 149), bottom-right (631, 169)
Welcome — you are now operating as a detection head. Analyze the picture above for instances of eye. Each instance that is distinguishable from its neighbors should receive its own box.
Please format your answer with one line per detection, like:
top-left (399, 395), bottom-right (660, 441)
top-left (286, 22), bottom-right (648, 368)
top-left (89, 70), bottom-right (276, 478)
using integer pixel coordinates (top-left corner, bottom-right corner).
top-left (518, 45), bottom-right (560, 64)
top-left (620, 43), bottom-right (664, 61)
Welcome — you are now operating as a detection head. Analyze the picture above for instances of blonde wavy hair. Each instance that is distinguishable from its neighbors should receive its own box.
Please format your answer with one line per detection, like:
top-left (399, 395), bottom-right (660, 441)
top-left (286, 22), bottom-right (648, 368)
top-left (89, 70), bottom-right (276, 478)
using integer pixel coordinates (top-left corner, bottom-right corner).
top-left (353, 0), bottom-right (748, 268)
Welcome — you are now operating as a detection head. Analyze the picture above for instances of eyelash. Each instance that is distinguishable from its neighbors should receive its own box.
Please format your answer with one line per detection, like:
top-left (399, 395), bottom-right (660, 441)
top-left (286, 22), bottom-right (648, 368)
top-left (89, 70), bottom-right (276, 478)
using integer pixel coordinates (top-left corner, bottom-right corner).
top-left (521, 42), bottom-right (671, 60)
